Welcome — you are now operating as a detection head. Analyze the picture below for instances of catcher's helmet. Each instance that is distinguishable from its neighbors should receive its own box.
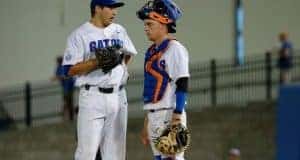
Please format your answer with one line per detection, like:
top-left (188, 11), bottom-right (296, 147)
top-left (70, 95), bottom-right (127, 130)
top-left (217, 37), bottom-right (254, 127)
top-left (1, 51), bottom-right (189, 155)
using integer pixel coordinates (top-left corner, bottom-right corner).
top-left (137, 0), bottom-right (182, 33)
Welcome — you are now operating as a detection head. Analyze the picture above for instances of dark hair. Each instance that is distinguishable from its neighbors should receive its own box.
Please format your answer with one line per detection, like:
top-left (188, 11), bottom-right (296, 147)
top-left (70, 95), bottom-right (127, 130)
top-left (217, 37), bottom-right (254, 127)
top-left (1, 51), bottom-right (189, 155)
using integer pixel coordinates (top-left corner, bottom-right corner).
top-left (90, 5), bottom-right (104, 17)
top-left (167, 22), bottom-right (176, 33)
top-left (91, 7), bottom-right (95, 17)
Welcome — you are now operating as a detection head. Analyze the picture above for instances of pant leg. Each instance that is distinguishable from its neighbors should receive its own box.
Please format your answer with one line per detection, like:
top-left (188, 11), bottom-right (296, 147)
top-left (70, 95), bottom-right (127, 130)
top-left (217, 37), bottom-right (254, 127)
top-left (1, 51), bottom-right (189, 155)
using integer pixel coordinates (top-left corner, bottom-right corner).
top-left (74, 88), bottom-right (106, 160)
top-left (95, 148), bottom-right (102, 160)
top-left (95, 89), bottom-right (127, 160)
top-left (100, 92), bottom-right (123, 160)
top-left (148, 110), bottom-right (187, 160)
top-left (117, 88), bottom-right (128, 160)
top-left (63, 90), bottom-right (74, 121)
top-left (75, 108), bottom-right (104, 160)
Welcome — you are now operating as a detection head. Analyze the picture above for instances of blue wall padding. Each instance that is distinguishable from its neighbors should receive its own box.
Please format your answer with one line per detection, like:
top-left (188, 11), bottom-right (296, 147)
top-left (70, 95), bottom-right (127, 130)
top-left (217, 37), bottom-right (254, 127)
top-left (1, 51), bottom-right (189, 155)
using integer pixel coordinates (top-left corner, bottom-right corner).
top-left (277, 84), bottom-right (300, 160)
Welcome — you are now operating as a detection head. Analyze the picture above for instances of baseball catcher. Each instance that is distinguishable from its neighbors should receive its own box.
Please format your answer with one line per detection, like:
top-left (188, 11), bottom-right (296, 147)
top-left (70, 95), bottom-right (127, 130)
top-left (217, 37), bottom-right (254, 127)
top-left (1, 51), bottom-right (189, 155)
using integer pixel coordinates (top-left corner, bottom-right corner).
top-left (137, 0), bottom-right (191, 159)
top-left (154, 123), bottom-right (191, 155)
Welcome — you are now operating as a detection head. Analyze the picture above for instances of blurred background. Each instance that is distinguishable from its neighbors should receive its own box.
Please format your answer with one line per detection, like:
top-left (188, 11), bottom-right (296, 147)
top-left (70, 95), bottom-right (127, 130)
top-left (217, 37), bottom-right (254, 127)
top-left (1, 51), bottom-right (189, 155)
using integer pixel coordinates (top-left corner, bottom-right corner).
top-left (0, 0), bottom-right (299, 160)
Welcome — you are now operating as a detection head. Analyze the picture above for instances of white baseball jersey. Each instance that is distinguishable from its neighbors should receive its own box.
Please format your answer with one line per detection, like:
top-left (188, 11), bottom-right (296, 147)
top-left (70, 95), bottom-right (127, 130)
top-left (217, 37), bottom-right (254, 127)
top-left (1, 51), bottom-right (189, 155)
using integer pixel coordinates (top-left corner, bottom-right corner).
top-left (143, 40), bottom-right (190, 110)
top-left (63, 21), bottom-right (137, 160)
top-left (144, 40), bottom-right (189, 160)
top-left (62, 22), bottom-right (137, 88)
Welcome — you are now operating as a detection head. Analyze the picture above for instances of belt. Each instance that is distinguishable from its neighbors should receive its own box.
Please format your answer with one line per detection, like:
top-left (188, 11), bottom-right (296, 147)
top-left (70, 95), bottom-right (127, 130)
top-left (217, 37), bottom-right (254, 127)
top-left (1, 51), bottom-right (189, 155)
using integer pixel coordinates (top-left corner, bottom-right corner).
top-left (84, 84), bottom-right (124, 94)
top-left (148, 108), bottom-right (173, 113)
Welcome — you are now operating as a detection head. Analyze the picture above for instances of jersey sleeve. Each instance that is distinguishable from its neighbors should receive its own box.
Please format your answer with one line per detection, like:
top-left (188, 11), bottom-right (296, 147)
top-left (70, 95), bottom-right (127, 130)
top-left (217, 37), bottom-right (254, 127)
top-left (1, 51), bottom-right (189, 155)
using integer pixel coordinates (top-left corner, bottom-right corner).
top-left (62, 32), bottom-right (84, 65)
top-left (167, 42), bottom-right (190, 81)
top-left (120, 27), bottom-right (138, 55)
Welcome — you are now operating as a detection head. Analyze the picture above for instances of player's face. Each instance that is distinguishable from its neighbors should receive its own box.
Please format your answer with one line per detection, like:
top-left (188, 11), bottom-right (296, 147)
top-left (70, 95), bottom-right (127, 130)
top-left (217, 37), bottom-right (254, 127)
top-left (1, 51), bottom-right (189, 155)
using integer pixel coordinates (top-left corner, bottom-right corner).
top-left (96, 6), bottom-right (118, 26)
top-left (279, 35), bottom-right (286, 42)
top-left (144, 19), bottom-right (167, 42)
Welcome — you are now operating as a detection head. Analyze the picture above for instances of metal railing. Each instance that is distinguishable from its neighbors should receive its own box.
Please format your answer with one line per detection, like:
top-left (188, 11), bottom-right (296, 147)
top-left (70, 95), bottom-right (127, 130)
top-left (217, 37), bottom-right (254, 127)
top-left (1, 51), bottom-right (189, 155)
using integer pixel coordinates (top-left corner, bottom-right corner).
top-left (0, 52), bottom-right (299, 127)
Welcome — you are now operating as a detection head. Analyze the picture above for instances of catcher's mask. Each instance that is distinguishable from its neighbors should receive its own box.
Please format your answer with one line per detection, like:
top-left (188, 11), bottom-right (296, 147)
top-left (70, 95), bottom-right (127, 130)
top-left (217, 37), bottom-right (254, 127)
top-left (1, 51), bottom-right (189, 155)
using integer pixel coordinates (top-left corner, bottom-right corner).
top-left (136, 0), bottom-right (182, 33)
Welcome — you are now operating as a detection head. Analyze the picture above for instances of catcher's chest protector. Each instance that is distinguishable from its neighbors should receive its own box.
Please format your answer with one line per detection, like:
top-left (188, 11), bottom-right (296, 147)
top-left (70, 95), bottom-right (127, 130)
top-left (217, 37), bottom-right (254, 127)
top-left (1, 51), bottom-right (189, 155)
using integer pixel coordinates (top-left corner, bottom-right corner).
top-left (143, 39), bottom-right (172, 103)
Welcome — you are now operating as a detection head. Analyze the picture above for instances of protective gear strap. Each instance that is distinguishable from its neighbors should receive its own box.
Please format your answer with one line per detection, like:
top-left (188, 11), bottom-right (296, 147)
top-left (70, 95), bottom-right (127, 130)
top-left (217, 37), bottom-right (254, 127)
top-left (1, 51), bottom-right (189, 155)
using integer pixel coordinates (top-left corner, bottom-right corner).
top-left (143, 39), bottom-right (172, 103)
top-left (174, 77), bottom-right (189, 114)
top-left (149, 11), bottom-right (173, 24)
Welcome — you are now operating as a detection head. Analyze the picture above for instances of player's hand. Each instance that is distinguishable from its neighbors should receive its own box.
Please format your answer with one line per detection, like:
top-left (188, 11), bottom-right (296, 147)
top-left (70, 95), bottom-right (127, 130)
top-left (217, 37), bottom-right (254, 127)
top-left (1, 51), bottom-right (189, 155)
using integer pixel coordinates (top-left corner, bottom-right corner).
top-left (140, 126), bottom-right (149, 146)
top-left (171, 113), bottom-right (182, 125)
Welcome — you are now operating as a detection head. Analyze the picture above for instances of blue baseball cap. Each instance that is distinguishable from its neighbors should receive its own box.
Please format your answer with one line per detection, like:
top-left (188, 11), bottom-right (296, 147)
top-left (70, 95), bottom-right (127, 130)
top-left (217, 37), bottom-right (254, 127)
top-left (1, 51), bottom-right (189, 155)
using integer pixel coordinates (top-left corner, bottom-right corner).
top-left (90, 0), bottom-right (125, 9)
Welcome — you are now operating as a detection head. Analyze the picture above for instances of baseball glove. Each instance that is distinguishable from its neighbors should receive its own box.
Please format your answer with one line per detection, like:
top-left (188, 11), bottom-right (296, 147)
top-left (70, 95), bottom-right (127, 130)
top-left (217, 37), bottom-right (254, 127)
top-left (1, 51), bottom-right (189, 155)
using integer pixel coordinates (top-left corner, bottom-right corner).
top-left (154, 123), bottom-right (191, 155)
top-left (95, 45), bottom-right (122, 74)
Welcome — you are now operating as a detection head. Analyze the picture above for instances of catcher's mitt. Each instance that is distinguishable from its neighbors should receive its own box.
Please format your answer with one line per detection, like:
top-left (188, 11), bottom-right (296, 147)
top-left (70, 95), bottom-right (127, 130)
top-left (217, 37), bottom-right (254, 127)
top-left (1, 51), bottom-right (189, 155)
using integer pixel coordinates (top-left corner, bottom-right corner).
top-left (95, 45), bottom-right (123, 73)
top-left (154, 123), bottom-right (191, 155)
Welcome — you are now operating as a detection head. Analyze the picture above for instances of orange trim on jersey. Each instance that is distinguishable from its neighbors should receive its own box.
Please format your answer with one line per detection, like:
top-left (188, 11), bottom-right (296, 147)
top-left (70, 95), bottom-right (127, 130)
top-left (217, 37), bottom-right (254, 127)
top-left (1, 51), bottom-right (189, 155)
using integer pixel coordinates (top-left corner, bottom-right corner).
top-left (149, 11), bottom-right (173, 24)
top-left (145, 40), bottom-right (172, 103)
top-left (146, 52), bottom-right (163, 103)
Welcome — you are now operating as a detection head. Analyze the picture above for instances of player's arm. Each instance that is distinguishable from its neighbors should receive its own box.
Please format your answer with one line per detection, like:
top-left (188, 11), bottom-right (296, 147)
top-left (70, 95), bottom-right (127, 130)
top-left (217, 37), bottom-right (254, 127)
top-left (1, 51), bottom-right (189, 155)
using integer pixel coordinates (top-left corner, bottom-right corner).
top-left (62, 32), bottom-right (89, 77)
top-left (140, 115), bottom-right (149, 146)
top-left (119, 26), bottom-right (138, 66)
top-left (172, 77), bottom-right (189, 124)
top-left (69, 45), bottom-right (127, 76)
top-left (68, 59), bottom-right (98, 76)
top-left (68, 53), bottom-right (132, 76)
top-left (120, 45), bottom-right (137, 66)
top-left (124, 54), bottom-right (132, 65)
top-left (168, 42), bottom-right (190, 124)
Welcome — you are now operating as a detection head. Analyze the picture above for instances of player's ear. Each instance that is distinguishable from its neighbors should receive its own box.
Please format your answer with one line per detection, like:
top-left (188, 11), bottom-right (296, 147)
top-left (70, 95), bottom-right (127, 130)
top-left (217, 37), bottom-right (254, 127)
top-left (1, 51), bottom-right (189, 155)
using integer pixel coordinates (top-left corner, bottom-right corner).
top-left (95, 5), bottom-right (104, 13)
top-left (159, 23), bottom-right (168, 33)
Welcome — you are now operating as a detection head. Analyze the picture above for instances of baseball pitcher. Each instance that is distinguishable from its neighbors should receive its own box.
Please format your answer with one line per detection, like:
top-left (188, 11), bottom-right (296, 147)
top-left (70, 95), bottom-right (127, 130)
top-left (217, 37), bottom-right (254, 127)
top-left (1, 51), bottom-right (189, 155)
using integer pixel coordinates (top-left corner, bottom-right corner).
top-left (62, 0), bottom-right (137, 160)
